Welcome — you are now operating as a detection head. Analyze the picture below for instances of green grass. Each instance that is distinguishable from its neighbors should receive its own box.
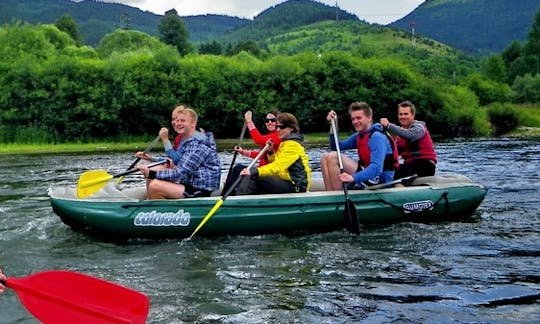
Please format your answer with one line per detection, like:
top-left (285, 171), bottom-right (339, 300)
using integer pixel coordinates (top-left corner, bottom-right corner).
top-left (0, 142), bottom-right (151, 155)
top-left (3, 125), bottom-right (538, 156)
top-left (265, 20), bottom-right (455, 57)
top-left (0, 133), bottom-right (334, 155)
top-left (515, 104), bottom-right (540, 128)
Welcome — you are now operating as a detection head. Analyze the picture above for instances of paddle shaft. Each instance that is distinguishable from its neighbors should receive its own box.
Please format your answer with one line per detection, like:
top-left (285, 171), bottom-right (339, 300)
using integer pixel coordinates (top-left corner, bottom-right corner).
top-left (117, 135), bottom-right (161, 184)
top-left (330, 120), bottom-right (348, 193)
top-left (224, 122), bottom-right (247, 186)
top-left (331, 119), bottom-right (360, 234)
top-left (126, 135), bottom-right (161, 171)
top-left (116, 159), bottom-right (168, 178)
top-left (189, 142), bottom-right (272, 239)
top-left (80, 159), bottom-right (168, 189)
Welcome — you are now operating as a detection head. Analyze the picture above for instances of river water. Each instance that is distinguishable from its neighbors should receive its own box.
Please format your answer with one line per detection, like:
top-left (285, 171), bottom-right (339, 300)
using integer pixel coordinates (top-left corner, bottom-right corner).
top-left (0, 138), bottom-right (539, 323)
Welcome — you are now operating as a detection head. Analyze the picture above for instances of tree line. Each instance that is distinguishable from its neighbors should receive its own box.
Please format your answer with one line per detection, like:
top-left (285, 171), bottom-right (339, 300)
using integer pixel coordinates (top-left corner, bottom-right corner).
top-left (0, 11), bottom-right (538, 144)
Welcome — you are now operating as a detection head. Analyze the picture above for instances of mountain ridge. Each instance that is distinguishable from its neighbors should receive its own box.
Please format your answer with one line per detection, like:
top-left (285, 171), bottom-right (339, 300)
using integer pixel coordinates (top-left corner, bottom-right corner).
top-left (0, 0), bottom-right (538, 54)
top-left (390, 0), bottom-right (540, 54)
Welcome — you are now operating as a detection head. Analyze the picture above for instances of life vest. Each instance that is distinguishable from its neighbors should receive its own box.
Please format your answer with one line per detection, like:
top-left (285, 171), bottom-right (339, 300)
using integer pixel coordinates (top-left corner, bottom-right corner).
top-left (356, 129), bottom-right (399, 170)
top-left (396, 126), bottom-right (437, 164)
top-left (173, 134), bottom-right (182, 150)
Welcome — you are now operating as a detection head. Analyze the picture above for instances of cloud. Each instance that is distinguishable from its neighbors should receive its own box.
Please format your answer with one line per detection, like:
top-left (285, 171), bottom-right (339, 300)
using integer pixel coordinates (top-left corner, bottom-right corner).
top-left (82, 0), bottom-right (424, 24)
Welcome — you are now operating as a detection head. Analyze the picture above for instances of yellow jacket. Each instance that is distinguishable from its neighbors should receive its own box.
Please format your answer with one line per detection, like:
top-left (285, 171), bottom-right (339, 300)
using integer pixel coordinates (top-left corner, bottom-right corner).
top-left (257, 133), bottom-right (311, 192)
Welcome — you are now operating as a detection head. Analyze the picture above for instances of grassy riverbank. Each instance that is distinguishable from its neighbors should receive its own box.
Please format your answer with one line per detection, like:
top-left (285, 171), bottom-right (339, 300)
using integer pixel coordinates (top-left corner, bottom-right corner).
top-left (0, 133), bottom-right (333, 155)
top-left (2, 128), bottom-right (539, 155)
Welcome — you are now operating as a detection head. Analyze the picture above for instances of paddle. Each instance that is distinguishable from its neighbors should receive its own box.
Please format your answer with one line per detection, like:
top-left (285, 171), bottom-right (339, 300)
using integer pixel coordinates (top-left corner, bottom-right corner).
top-left (77, 159), bottom-right (168, 199)
top-left (223, 122), bottom-right (247, 187)
top-left (1, 270), bottom-right (149, 323)
top-left (189, 141), bottom-right (272, 239)
top-left (117, 135), bottom-right (161, 184)
top-left (366, 174), bottom-right (418, 190)
top-left (331, 119), bottom-right (360, 234)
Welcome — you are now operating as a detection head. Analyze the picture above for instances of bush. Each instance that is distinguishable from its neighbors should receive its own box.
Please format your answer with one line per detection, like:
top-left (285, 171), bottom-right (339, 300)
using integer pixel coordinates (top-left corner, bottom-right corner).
top-left (464, 73), bottom-right (512, 105)
top-left (435, 85), bottom-right (491, 137)
top-left (487, 103), bottom-right (520, 135)
top-left (512, 73), bottom-right (540, 103)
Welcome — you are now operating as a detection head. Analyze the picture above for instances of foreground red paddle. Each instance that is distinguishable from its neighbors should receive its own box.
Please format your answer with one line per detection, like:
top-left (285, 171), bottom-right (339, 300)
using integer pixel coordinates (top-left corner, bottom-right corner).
top-left (2, 270), bottom-right (149, 323)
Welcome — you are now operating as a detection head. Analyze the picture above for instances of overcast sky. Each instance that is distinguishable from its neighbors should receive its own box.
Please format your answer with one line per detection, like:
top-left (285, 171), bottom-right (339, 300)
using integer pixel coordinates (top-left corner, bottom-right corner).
top-left (90, 0), bottom-right (425, 25)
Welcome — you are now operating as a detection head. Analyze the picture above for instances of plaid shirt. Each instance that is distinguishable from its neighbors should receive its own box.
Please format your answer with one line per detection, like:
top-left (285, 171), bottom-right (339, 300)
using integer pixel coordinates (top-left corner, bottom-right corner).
top-left (155, 133), bottom-right (221, 192)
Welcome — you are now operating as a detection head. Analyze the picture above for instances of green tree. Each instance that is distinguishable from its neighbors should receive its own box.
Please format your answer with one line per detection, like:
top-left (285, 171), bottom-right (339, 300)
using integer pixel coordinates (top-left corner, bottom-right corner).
top-left (465, 73), bottom-right (511, 106)
top-left (97, 29), bottom-right (173, 58)
top-left (226, 40), bottom-right (261, 57)
top-left (512, 73), bottom-right (540, 103)
top-left (502, 40), bottom-right (523, 67)
top-left (483, 55), bottom-right (507, 83)
top-left (504, 10), bottom-right (540, 83)
top-left (522, 9), bottom-right (540, 75)
top-left (158, 9), bottom-right (192, 56)
top-left (198, 41), bottom-right (223, 55)
top-left (54, 14), bottom-right (83, 46)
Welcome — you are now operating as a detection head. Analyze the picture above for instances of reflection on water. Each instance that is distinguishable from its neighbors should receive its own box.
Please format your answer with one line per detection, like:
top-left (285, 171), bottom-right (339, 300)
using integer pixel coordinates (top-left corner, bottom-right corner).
top-left (0, 138), bottom-right (539, 323)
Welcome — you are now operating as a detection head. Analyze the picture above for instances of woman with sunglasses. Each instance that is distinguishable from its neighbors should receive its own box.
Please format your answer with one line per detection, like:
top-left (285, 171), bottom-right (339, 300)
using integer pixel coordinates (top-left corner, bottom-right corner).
top-left (235, 112), bottom-right (312, 195)
top-left (234, 110), bottom-right (281, 166)
top-left (223, 110), bottom-right (282, 194)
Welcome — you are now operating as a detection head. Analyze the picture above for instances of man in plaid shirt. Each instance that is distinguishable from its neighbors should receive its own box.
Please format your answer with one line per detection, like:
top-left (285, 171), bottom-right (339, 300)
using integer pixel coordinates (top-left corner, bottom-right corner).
top-left (137, 106), bottom-right (221, 199)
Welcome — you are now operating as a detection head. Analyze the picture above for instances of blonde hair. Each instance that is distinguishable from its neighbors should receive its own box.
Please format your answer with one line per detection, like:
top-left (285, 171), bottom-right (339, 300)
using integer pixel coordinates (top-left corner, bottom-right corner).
top-left (172, 105), bottom-right (198, 123)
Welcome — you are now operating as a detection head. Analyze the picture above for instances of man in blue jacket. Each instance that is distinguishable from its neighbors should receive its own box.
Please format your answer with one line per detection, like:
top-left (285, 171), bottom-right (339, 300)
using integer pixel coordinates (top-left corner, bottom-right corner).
top-left (321, 101), bottom-right (396, 190)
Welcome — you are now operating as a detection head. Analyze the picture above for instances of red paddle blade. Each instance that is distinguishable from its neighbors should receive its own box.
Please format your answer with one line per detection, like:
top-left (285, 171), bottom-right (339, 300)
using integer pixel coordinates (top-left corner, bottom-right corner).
top-left (6, 270), bottom-right (149, 324)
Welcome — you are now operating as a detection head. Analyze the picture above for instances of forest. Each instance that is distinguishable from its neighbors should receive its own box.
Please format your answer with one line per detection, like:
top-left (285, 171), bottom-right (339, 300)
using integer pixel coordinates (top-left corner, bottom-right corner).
top-left (0, 8), bottom-right (539, 144)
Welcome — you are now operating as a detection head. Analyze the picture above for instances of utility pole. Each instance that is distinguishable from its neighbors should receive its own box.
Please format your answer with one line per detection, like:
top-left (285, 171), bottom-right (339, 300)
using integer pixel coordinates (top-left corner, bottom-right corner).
top-left (335, 1), bottom-right (339, 22)
top-left (410, 21), bottom-right (416, 47)
top-left (120, 13), bottom-right (130, 30)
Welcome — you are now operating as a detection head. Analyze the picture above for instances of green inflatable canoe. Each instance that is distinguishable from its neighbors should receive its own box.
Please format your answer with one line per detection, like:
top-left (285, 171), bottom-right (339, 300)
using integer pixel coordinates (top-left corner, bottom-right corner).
top-left (49, 174), bottom-right (487, 240)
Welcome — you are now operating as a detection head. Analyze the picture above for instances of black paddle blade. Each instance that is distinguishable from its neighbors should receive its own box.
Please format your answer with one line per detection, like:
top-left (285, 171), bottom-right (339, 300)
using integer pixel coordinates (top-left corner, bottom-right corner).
top-left (344, 199), bottom-right (360, 234)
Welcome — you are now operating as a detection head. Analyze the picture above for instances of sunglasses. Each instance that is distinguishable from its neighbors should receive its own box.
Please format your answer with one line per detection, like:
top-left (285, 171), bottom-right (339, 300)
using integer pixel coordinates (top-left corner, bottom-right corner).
top-left (265, 118), bottom-right (277, 123)
top-left (276, 124), bottom-right (289, 129)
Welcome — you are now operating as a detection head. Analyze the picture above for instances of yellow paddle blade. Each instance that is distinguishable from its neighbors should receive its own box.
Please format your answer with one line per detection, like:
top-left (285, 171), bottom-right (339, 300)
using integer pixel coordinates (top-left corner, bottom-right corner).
top-left (77, 170), bottom-right (114, 199)
top-left (189, 199), bottom-right (224, 239)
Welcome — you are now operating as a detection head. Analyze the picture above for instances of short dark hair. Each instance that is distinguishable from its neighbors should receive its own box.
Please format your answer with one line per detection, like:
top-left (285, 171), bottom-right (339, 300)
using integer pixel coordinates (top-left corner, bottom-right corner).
top-left (348, 102), bottom-right (373, 118)
top-left (398, 100), bottom-right (416, 115)
top-left (266, 110), bottom-right (280, 117)
top-left (277, 112), bottom-right (300, 133)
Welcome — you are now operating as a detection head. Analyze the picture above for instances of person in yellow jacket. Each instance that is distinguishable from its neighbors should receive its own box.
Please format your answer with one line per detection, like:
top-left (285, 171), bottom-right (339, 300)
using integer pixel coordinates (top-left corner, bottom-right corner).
top-left (236, 112), bottom-right (311, 195)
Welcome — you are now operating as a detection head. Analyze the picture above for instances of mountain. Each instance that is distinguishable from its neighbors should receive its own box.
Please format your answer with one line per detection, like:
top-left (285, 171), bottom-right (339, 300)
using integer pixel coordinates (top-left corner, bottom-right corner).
top-left (0, 0), bottom-right (537, 55)
top-left (0, 0), bottom-right (248, 46)
top-left (389, 0), bottom-right (540, 55)
top-left (219, 0), bottom-right (359, 43)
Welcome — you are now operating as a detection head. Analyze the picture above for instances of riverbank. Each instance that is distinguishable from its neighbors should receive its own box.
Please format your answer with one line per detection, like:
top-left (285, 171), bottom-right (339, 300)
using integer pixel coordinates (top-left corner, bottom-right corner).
top-left (2, 127), bottom-right (539, 155)
top-left (0, 133), bottom-right (332, 155)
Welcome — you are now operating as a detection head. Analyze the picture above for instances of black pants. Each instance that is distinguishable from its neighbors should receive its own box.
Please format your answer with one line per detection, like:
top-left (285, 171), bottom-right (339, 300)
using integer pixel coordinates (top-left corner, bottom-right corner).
top-left (222, 164), bottom-right (246, 195)
top-left (236, 175), bottom-right (297, 195)
top-left (394, 159), bottom-right (436, 179)
top-left (183, 184), bottom-right (212, 198)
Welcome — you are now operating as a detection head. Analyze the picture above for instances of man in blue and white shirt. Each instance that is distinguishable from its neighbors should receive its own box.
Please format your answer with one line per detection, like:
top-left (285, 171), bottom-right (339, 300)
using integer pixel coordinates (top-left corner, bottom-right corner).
top-left (137, 106), bottom-right (221, 199)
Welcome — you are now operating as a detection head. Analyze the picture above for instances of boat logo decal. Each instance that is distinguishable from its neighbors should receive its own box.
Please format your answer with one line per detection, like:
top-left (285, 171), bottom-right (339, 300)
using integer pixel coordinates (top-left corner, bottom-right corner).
top-left (402, 200), bottom-right (435, 213)
top-left (133, 210), bottom-right (190, 227)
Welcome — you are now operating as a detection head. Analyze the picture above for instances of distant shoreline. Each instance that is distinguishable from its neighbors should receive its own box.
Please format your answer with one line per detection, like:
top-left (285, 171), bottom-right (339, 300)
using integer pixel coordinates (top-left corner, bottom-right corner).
top-left (1, 128), bottom-right (538, 155)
